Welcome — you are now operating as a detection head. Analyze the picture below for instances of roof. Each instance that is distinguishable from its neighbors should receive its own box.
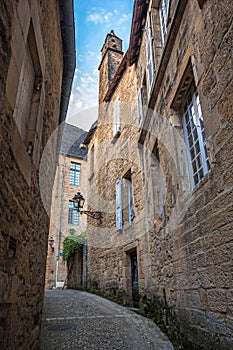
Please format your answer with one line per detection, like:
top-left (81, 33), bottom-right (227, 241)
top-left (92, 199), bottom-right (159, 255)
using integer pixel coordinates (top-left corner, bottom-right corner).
top-left (128, 0), bottom-right (148, 65)
top-left (103, 0), bottom-right (148, 102)
top-left (82, 120), bottom-right (98, 146)
top-left (58, 0), bottom-right (76, 123)
top-left (60, 123), bottom-right (88, 158)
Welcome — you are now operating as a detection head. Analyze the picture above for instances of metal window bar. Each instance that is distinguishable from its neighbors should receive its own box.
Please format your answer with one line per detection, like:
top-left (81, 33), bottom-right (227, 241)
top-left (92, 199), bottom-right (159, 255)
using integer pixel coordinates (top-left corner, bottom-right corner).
top-left (70, 162), bottom-right (81, 186)
top-left (145, 13), bottom-right (154, 89)
top-left (68, 201), bottom-right (79, 225)
top-left (183, 90), bottom-right (209, 188)
top-left (159, 0), bottom-right (170, 46)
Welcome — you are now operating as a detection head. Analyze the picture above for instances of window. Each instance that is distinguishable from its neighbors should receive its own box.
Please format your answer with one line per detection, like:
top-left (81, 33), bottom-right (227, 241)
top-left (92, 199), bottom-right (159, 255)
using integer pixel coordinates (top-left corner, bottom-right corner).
top-left (70, 162), bottom-right (81, 186)
top-left (137, 74), bottom-right (148, 128)
top-left (13, 22), bottom-right (42, 159)
top-left (68, 201), bottom-right (79, 225)
top-left (123, 171), bottom-right (134, 226)
top-left (90, 145), bottom-right (94, 176)
top-left (116, 179), bottom-right (123, 230)
top-left (182, 87), bottom-right (209, 188)
top-left (159, 0), bottom-right (170, 45)
top-left (145, 13), bottom-right (154, 89)
top-left (116, 170), bottom-right (134, 230)
top-left (113, 98), bottom-right (120, 136)
top-left (137, 88), bottom-right (143, 127)
top-left (151, 145), bottom-right (165, 222)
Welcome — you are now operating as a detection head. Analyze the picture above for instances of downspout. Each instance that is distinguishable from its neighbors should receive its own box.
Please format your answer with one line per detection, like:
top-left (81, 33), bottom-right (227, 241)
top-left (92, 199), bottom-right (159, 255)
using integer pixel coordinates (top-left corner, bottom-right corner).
top-left (56, 156), bottom-right (66, 287)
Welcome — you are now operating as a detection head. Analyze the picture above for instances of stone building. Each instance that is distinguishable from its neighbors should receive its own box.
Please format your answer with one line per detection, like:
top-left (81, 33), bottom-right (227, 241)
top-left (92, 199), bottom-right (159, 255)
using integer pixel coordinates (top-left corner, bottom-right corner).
top-left (85, 29), bottom-right (148, 308)
top-left (0, 0), bottom-right (75, 349)
top-left (45, 123), bottom-right (88, 290)
top-left (86, 0), bottom-right (233, 349)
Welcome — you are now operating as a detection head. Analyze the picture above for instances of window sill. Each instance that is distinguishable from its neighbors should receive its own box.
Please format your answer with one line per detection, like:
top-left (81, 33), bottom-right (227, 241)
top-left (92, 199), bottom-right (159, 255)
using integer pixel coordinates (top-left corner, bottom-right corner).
top-left (191, 168), bottom-right (214, 194)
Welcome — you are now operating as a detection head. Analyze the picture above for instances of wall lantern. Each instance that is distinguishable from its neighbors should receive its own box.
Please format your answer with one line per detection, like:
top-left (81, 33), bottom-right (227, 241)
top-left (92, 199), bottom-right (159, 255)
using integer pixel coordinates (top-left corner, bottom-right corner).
top-left (72, 192), bottom-right (103, 223)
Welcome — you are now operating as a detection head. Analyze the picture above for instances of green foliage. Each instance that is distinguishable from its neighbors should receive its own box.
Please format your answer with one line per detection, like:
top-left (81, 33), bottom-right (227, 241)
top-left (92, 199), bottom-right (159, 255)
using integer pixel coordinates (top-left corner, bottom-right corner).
top-left (63, 232), bottom-right (86, 261)
top-left (68, 228), bottom-right (76, 235)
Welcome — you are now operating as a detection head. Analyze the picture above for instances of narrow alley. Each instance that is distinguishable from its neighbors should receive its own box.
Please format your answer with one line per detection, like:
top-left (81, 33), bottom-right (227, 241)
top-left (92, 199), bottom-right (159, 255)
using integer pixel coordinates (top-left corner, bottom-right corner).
top-left (40, 290), bottom-right (174, 350)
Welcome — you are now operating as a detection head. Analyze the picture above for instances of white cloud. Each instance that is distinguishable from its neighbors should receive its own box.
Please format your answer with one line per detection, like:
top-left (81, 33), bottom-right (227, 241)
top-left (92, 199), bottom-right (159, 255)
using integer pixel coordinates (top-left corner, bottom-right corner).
top-left (87, 9), bottom-right (113, 25)
top-left (66, 70), bottom-right (98, 131)
top-left (118, 13), bottom-right (130, 25)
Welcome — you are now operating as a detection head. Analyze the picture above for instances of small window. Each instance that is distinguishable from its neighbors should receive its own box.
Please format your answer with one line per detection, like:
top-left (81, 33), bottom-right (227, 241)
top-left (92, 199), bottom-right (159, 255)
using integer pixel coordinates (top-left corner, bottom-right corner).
top-left (116, 170), bottom-right (134, 230)
top-left (123, 170), bottom-right (134, 226)
top-left (90, 145), bottom-right (94, 176)
top-left (70, 162), bottom-right (81, 186)
top-left (145, 13), bottom-right (154, 89)
top-left (151, 145), bottom-right (165, 222)
top-left (68, 201), bottom-right (79, 226)
top-left (137, 74), bottom-right (148, 128)
top-left (13, 22), bottom-right (42, 160)
top-left (137, 88), bottom-right (143, 127)
top-left (116, 179), bottom-right (122, 230)
top-left (182, 87), bottom-right (209, 188)
top-left (159, 0), bottom-right (170, 45)
top-left (113, 98), bottom-right (120, 136)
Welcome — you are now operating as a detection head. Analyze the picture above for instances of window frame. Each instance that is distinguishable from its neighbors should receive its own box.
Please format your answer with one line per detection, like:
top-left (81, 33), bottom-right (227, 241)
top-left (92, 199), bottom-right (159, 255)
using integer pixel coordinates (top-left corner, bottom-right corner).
top-left (69, 161), bottom-right (81, 186)
top-left (145, 12), bottom-right (154, 90)
top-left (126, 176), bottom-right (134, 226)
top-left (137, 88), bottom-right (143, 128)
top-left (113, 98), bottom-right (120, 136)
top-left (116, 179), bottom-right (123, 230)
top-left (159, 0), bottom-right (170, 46)
top-left (182, 85), bottom-right (209, 189)
top-left (68, 201), bottom-right (79, 226)
top-left (151, 145), bottom-right (165, 222)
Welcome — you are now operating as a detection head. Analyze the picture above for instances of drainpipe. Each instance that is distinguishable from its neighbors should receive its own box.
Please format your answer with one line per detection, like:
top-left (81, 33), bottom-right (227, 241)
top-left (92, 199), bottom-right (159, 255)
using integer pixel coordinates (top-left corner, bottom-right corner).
top-left (56, 155), bottom-right (66, 287)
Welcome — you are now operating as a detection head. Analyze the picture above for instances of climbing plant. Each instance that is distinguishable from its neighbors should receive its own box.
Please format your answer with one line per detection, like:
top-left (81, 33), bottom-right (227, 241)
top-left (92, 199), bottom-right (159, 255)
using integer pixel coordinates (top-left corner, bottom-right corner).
top-left (63, 232), bottom-right (86, 261)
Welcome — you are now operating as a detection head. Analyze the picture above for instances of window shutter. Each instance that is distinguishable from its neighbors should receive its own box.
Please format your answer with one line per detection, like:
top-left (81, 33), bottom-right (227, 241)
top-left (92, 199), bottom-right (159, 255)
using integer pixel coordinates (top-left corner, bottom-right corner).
top-left (114, 98), bottom-right (120, 135)
top-left (137, 88), bottom-right (143, 127)
top-left (145, 13), bottom-right (154, 89)
top-left (116, 179), bottom-right (122, 230)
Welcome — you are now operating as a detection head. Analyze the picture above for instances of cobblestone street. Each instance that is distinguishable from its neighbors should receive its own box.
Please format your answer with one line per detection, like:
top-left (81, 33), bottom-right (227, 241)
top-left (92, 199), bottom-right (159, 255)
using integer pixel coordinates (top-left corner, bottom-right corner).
top-left (40, 290), bottom-right (175, 350)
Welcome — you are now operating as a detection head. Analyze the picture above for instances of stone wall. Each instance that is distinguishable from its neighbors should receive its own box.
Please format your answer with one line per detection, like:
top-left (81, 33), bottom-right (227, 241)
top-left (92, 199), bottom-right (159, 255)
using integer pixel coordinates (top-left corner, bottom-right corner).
top-left (136, 0), bottom-right (233, 349)
top-left (87, 58), bottom-right (151, 305)
top-left (0, 1), bottom-right (63, 348)
top-left (45, 153), bottom-right (88, 289)
top-left (86, 0), bottom-right (233, 349)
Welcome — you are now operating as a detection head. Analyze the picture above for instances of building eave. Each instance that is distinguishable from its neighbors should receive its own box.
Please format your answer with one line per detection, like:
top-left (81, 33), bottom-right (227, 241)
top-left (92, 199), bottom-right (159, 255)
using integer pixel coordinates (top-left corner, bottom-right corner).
top-left (58, 0), bottom-right (76, 124)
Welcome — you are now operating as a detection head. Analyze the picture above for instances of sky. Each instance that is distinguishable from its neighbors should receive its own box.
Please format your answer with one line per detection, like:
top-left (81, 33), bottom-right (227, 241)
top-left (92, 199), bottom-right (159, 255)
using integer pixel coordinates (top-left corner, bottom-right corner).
top-left (66, 0), bottom-right (135, 131)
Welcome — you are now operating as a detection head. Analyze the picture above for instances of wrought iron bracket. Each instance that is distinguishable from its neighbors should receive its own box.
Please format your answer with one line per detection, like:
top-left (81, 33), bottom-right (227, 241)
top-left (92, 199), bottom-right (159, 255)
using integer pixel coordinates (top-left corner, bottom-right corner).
top-left (80, 210), bottom-right (103, 223)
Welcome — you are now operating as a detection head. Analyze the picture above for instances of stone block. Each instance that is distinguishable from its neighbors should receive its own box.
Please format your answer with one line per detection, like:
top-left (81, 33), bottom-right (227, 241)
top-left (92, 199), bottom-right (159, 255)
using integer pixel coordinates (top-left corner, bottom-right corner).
top-left (207, 289), bottom-right (227, 313)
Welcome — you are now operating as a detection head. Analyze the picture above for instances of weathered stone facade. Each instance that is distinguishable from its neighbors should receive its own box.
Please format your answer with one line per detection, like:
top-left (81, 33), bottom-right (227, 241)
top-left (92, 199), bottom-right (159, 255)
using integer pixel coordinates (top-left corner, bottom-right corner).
top-left (45, 124), bottom-right (88, 290)
top-left (0, 1), bottom-right (75, 349)
top-left (86, 30), bottom-right (148, 308)
top-left (86, 0), bottom-right (233, 349)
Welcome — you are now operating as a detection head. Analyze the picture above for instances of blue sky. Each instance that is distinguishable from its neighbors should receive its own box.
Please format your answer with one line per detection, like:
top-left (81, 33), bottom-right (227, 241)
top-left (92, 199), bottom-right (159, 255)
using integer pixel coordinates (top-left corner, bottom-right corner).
top-left (66, 0), bottom-right (134, 131)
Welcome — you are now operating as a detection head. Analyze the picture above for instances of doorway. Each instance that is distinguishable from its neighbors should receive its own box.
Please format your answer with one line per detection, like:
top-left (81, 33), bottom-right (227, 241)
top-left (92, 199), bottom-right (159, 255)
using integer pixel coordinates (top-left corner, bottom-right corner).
top-left (130, 250), bottom-right (139, 307)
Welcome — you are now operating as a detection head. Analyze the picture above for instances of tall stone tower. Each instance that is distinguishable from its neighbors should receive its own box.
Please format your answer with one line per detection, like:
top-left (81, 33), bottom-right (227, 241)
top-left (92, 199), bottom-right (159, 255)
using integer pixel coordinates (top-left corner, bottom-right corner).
top-left (98, 30), bottom-right (123, 103)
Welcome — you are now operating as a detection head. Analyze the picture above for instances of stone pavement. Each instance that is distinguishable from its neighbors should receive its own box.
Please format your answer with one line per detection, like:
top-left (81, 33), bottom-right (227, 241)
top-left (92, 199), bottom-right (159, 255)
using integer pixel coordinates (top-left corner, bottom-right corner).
top-left (40, 290), bottom-right (175, 350)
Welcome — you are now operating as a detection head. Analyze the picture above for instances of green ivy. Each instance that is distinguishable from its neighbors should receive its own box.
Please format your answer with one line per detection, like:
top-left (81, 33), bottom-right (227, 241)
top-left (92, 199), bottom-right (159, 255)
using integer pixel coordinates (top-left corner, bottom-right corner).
top-left (63, 232), bottom-right (86, 261)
